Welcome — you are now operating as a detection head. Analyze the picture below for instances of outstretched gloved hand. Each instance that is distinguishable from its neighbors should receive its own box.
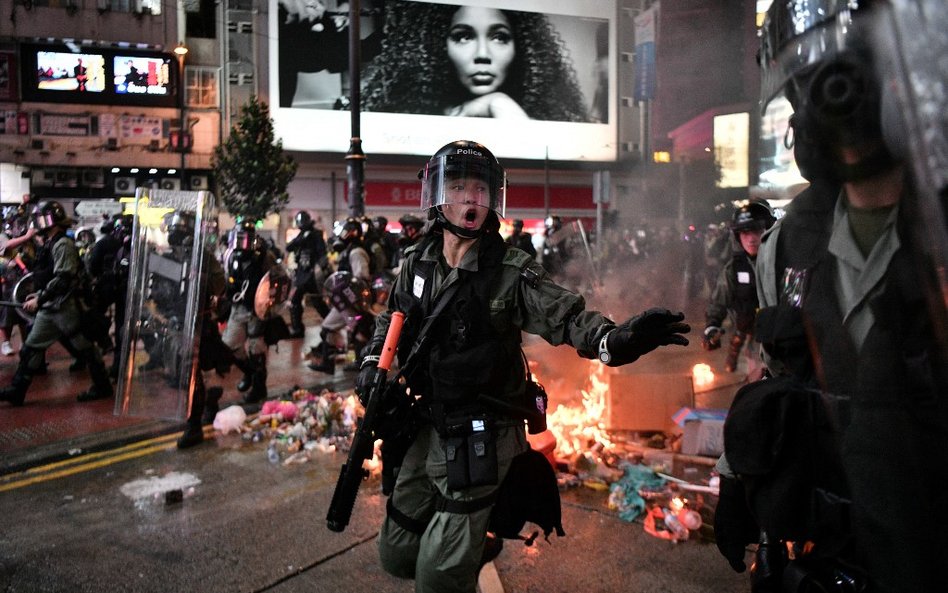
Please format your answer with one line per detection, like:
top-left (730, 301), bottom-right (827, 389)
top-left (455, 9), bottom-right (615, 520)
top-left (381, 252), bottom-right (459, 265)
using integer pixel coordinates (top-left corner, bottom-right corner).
top-left (602, 308), bottom-right (690, 366)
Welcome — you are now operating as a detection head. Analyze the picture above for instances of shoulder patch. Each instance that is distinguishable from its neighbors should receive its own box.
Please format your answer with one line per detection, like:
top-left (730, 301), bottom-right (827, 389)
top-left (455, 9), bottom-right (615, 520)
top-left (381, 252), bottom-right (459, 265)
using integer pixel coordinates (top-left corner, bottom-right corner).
top-left (502, 247), bottom-right (533, 269)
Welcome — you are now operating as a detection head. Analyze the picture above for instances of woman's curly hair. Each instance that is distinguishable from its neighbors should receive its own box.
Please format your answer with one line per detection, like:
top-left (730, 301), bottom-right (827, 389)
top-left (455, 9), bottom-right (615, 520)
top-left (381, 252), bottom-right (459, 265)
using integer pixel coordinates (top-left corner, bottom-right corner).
top-left (362, 1), bottom-right (590, 122)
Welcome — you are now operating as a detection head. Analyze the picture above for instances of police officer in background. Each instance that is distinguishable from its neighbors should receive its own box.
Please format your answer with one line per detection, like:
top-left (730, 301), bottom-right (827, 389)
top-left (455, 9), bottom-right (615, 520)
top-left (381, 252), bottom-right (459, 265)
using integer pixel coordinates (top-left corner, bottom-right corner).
top-left (107, 215), bottom-right (134, 378)
top-left (391, 213), bottom-right (425, 272)
top-left (0, 201), bottom-right (113, 406)
top-left (505, 219), bottom-right (537, 259)
top-left (285, 210), bottom-right (328, 338)
top-left (308, 216), bottom-right (372, 374)
top-left (702, 199), bottom-right (775, 379)
top-left (713, 2), bottom-right (948, 592)
top-left (223, 220), bottom-right (276, 404)
top-left (358, 140), bottom-right (690, 593)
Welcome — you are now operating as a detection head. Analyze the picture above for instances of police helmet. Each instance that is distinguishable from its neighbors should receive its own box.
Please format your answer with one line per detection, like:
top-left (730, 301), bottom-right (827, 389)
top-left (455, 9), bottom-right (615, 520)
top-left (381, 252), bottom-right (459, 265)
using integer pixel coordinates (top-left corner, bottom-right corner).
top-left (419, 141), bottom-right (506, 238)
top-left (371, 216), bottom-right (388, 233)
top-left (165, 210), bottom-right (196, 247)
top-left (337, 217), bottom-right (363, 243)
top-left (323, 271), bottom-right (372, 313)
top-left (230, 219), bottom-right (257, 252)
top-left (544, 215), bottom-right (562, 234)
top-left (730, 200), bottom-right (776, 235)
top-left (113, 214), bottom-right (135, 240)
top-left (32, 201), bottom-right (72, 231)
top-left (294, 210), bottom-right (313, 230)
top-left (398, 213), bottom-right (424, 230)
top-left (512, 219), bottom-right (525, 232)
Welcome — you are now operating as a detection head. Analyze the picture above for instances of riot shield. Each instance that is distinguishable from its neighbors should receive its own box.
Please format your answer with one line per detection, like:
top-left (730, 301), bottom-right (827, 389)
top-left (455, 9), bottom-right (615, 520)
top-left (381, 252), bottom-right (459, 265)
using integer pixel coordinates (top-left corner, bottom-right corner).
top-left (113, 188), bottom-right (218, 421)
top-left (254, 265), bottom-right (291, 319)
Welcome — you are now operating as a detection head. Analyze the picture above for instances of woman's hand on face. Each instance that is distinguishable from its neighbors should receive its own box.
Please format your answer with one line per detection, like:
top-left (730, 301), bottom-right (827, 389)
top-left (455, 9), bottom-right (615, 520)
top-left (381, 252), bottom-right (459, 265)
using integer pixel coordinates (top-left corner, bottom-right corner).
top-left (448, 92), bottom-right (528, 119)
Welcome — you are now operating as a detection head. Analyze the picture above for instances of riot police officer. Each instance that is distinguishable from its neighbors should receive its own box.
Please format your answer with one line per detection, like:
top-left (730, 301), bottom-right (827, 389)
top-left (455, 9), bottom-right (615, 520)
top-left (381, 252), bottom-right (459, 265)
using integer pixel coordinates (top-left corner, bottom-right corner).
top-left (391, 213), bottom-right (425, 272)
top-left (285, 210), bottom-right (328, 338)
top-left (0, 201), bottom-right (113, 406)
top-left (107, 214), bottom-right (134, 378)
top-left (357, 140), bottom-right (690, 593)
top-left (702, 199), bottom-right (775, 378)
top-left (308, 217), bottom-right (372, 373)
top-left (714, 3), bottom-right (948, 592)
top-left (223, 220), bottom-right (276, 404)
top-left (505, 218), bottom-right (537, 259)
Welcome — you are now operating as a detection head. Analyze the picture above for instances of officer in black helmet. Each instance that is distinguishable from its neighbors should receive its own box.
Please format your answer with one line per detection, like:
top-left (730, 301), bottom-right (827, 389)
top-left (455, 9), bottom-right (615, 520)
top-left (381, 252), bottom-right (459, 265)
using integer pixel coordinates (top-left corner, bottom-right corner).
top-left (713, 2), bottom-right (948, 592)
top-left (358, 140), bottom-right (690, 592)
top-left (0, 201), bottom-right (113, 406)
top-left (702, 199), bottom-right (775, 378)
top-left (285, 210), bottom-right (329, 338)
top-left (392, 213), bottom-right (425, 272)
top-left (222, 219), bottom-right (276, 404)
top-left (504, 218), bottom-right (537, 259)
top-left (308, 216), bottom-right (372, 373)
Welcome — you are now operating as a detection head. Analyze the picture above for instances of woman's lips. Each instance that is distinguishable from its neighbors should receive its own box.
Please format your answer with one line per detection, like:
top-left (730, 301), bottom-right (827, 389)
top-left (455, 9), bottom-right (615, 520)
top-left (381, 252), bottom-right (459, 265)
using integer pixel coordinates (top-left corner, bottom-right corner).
top-left (470, 73), bottom-right (495, 85)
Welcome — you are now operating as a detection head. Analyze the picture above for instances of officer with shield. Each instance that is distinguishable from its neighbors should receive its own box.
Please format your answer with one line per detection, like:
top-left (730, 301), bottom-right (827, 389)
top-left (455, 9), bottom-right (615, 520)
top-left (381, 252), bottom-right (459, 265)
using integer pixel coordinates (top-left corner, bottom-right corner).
top-left (0, 201), bottom-right (113, 406)
top-left (223, 220), bottom-right (277, 404)
top-left (285, 210), bottom-right (329, 338)
top-left (713, 2), bottom-right (948, 592)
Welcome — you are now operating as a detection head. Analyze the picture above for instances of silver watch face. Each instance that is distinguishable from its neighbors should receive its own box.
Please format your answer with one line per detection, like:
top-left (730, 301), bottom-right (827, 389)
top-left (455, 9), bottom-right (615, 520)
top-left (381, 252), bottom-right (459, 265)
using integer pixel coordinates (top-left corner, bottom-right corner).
top-left (599, 352), bottom-right (610, 364)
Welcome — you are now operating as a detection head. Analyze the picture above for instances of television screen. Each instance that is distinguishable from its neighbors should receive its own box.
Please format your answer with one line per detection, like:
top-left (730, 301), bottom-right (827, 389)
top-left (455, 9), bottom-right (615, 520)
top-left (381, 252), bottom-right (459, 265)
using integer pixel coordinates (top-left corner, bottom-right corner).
top-left (36, 51), bottom-right (106, 93)
top-left (269, 0), bottom-right (617, 161)
top-left (114, 56), bottom-right (173, 96)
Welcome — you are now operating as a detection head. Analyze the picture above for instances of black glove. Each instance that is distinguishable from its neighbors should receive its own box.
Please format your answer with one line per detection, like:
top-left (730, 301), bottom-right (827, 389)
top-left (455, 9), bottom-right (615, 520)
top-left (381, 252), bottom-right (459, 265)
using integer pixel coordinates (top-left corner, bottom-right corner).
top-left (601, 308), bottom-right (690, 366)
top-left (703, 326), bottom-right (724, 351)
top-left (714, 475), bottom-right (759, 573)
top-left (354, 356), bottom-right (379, 407)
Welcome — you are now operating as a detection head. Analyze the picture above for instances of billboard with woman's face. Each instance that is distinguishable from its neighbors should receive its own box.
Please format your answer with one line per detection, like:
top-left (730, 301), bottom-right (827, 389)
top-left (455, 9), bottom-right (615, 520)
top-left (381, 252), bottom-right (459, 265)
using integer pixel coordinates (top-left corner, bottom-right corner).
top-left (269, 0), bottom-right (616, 161)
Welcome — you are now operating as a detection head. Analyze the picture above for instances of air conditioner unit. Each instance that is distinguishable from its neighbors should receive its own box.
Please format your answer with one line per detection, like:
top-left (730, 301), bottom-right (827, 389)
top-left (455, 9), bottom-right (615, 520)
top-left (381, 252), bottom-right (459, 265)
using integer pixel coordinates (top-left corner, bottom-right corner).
top-left (55, 168), bottom-right (79, 188)
top-left (189, 175), bottom-right (209, 190)
top-left (114, 176), bottom-right (136, 194)
top-left (31, 168), bottom-right (56, 187)
top-left (159, 178), bottom-right (181, 191)
top-left (82, 168), bottom-right (106, 188)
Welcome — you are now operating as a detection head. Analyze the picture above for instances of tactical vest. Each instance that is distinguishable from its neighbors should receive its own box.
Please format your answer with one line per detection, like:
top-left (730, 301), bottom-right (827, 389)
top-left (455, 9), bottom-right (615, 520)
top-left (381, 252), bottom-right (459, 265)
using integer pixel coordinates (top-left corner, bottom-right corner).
top-left (226, 251), bottom-right (265, 304)
top-left (395, 235), bottom-right (524, 417)
top-left (730, 253), bottom-right (758, 333)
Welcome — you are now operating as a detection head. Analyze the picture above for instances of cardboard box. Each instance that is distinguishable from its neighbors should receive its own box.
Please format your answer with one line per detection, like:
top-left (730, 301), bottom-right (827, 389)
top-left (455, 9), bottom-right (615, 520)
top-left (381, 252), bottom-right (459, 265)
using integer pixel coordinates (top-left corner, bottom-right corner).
top-left (681, 419), bottom-right (725, 457)
top-left (605, 373), bottom-right (694, 433)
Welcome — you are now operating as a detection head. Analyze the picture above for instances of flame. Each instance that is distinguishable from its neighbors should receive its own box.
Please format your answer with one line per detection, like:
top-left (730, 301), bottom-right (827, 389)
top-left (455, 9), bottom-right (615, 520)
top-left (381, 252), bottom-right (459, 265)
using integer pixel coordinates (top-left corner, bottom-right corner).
top-left (692, 363), bottom-right (715, 390)
top-left (669, 496), bottom-right (685, 512)
top-left (545, 360), bottom-right (615, 460)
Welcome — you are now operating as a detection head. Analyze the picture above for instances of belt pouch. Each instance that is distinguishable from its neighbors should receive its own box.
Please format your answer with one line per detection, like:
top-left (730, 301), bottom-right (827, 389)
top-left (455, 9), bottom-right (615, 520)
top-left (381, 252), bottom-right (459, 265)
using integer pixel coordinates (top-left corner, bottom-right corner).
top-left (467, 429), bottom-right (498, 487)
top-left (444, 437), bottom-right (470, 490)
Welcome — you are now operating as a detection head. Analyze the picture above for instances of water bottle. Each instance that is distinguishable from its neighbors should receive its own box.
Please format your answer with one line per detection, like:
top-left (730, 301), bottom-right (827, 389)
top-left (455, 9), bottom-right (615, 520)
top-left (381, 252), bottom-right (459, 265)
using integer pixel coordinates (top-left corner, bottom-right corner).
top-left (664, 509), bottom-right (689, 541)
top-left (267, 442), bottom-right (280, 464)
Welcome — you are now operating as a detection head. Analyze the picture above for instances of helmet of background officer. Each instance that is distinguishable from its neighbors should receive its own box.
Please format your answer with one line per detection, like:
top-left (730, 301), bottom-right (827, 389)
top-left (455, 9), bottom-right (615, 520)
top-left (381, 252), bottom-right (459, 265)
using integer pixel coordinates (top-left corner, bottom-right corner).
top-left (230, 219), bottom-right (257, 258)
top-left (3, 205), bottom-right (29, 238)
top-left (31, 200), bottom-right (73, 234)
top-left (113, 214), bottom-right (135, 243)
top-left (294, 210), bottom-right (313, 230)
top-left (164, 210), bottom-right (196, 248)
top-left (75, 227), bottom-right (96, 249)
top-left (759, 0), bottom-right (898, 183)
top-left (419, 140), bottom-right (506, 239)
top-left (371, 216), bottom-right (388, 235)
top-left (730, 199), bottom-right (775, 257)
top-left (544, 215), bottom-right (562, 236)
top-left (330, 216), bottom-right (363, 253)
top-left (512, 219), bottom-right (525, 233)
top-left (397, 213), bottom-right (425, 246)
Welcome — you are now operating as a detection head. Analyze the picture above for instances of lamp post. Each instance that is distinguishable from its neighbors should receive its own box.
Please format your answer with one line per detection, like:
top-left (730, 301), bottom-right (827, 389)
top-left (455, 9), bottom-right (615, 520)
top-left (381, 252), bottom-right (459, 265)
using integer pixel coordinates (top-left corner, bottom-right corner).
top-left (174, 42), bottom-right (188, 185)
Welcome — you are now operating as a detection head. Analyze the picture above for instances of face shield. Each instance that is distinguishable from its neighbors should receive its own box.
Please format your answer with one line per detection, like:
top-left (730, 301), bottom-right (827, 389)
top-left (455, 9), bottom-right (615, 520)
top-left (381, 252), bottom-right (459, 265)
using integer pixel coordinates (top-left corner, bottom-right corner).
top-left (420, 154), bottom-right (506, 218)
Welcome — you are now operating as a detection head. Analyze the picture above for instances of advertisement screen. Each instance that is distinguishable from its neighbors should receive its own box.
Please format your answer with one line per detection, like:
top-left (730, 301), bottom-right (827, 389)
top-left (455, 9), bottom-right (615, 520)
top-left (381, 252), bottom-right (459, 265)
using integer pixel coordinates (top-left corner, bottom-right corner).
top-left (36, 51), bottom-right (106, 93)
top-left (758, 94), bottom-right (807, 191)
top-left (269, 0), bottom-right (617, 161)
top-left (114, 56), bottom-right (173, 96)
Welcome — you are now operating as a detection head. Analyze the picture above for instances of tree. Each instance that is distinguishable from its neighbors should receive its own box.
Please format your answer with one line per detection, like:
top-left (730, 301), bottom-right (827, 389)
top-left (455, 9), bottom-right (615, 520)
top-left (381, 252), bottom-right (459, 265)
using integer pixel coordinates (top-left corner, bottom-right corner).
top-left (212, 96), bottom-right (297, 222)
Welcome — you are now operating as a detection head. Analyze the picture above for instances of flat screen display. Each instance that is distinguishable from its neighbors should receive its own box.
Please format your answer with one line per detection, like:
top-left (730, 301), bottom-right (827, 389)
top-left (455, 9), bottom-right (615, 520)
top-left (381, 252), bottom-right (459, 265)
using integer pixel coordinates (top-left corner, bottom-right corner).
top-left (114, 56), bottom-right (173, 96)
top-left (269, 0), bottom-right (617, 161)
top-left (36, 51), bottom-right (106, 93)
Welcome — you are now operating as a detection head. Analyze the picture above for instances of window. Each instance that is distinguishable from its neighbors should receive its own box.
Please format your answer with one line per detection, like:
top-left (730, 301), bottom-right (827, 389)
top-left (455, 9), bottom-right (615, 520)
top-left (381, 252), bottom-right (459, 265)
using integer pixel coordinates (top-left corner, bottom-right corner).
top-left (186, 66), bottom-right (219, 109)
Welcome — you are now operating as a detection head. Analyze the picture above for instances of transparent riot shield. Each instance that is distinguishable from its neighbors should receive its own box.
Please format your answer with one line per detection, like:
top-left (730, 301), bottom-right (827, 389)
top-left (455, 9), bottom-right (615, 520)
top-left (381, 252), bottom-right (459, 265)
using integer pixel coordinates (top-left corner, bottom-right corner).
top-left (114, 188), bottom-right (217, 420)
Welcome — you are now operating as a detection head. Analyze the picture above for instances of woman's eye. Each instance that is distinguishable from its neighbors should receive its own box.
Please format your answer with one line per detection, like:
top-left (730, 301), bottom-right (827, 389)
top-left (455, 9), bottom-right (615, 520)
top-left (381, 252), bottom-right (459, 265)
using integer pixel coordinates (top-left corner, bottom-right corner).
top-left (448, 28), bottom-right (475, 44)
top-left (489, 30), bottom-right (512, 44)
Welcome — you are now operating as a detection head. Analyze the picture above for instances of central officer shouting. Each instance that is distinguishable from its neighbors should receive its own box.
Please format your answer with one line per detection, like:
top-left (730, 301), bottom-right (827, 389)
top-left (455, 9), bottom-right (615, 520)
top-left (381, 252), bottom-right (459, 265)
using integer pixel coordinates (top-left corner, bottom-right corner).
top-left (357, 141), bottom-right (691, 592)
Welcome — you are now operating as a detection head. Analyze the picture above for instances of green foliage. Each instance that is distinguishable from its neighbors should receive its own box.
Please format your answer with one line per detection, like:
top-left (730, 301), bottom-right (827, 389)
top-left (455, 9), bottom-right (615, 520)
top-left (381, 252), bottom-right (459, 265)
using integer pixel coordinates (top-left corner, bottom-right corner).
top-left (212, 96), bottom-right (298, 222)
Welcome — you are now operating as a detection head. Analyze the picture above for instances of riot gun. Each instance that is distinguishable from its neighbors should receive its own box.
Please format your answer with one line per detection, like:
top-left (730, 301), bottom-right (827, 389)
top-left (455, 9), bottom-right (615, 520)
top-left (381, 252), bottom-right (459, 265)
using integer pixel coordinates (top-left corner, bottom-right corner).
top-left (326, 310), bottom-right (405, 533)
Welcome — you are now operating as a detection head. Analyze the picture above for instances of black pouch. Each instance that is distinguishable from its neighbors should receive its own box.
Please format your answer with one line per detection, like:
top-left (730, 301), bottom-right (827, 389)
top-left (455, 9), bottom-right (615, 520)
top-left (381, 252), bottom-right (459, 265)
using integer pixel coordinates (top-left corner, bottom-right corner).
top-left (467, 428), bottom-right (498, 487)
top-left (444, 437), bottom-right (470, 490)
top-left (523, 381), bottom-right (548, 435)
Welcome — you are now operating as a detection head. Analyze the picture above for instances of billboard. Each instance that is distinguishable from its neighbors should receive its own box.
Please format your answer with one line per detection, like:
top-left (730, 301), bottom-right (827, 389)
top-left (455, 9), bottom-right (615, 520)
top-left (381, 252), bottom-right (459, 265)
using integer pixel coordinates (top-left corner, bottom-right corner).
top-left (269, 0), bottom-right (617, 161)
top-left (21, 45), bottom-right (179, 107)
top-left (757, 94), bottom-right (807, 191)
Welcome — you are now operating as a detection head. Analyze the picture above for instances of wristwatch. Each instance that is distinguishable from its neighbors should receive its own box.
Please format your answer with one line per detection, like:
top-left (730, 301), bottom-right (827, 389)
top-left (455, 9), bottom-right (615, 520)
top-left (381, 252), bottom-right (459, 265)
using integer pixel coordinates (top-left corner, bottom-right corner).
top-left (598, 333), bottom-right (611, 364)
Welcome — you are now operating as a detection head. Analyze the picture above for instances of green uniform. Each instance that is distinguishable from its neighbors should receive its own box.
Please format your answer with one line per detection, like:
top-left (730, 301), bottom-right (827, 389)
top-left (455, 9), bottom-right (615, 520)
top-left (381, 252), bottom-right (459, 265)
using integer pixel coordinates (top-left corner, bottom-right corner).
top-left (373, 232), bottom-right (613, 593)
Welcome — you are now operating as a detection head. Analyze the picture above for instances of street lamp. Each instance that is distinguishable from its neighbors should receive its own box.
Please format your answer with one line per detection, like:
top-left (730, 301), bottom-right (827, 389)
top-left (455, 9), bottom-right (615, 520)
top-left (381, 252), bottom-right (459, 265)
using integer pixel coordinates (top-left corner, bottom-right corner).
top-left (174, 42), bottom-right (188, 185)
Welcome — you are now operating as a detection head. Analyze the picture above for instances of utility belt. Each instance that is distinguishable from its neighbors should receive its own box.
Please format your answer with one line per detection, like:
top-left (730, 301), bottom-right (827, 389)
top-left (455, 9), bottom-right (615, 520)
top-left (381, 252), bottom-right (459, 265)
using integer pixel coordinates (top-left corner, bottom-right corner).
top-left (429, 402), bottom-right (520, 491)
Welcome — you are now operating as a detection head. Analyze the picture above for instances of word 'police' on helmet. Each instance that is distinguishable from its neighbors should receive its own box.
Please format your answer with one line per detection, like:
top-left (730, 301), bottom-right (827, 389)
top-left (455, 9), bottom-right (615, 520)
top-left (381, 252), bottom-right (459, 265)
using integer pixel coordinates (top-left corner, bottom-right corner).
top-left (730, 199), bottom-right (776, 234)
top-left (419, 140), bottom-right (506, 218)
top-left (32, 201), bottom-right (72, 231)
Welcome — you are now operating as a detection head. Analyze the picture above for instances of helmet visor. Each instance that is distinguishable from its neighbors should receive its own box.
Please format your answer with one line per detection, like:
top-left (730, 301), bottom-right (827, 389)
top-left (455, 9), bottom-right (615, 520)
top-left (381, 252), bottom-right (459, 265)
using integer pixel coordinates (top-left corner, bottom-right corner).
top-left (420, 154), bottom-right (506, 217)
top-left (759, 1), bottom-right (873, 113)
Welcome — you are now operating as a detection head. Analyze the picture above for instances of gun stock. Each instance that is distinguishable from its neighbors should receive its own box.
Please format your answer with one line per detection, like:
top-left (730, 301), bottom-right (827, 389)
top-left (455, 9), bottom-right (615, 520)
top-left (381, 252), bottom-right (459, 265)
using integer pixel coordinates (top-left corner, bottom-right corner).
top-left (326, 311), bottom-right (405, 532)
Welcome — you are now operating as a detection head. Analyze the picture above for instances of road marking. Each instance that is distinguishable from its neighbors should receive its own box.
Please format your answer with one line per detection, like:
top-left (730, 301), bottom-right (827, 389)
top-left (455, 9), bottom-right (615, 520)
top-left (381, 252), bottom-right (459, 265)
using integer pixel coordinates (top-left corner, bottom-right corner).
top-left (0, 427), bottom-right (212, 492)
